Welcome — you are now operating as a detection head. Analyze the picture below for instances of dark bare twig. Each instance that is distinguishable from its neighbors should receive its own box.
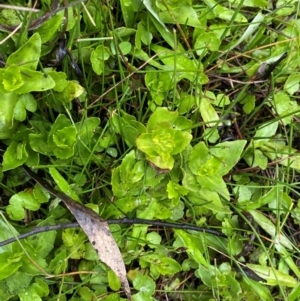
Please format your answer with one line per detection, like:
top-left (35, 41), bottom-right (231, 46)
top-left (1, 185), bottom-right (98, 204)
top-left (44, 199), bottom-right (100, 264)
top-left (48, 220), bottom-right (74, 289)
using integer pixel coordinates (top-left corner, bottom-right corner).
top-left (2, 165), bottom-right (224, 247)
top-left (0, 218), bottom-right (226, 247)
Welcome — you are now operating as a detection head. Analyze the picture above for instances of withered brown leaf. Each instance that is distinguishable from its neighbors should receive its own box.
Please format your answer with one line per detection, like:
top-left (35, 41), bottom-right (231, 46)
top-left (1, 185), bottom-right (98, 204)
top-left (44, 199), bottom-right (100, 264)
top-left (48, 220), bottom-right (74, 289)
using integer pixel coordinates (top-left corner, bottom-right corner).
top-left (23, 166), bottom-right (131, 300)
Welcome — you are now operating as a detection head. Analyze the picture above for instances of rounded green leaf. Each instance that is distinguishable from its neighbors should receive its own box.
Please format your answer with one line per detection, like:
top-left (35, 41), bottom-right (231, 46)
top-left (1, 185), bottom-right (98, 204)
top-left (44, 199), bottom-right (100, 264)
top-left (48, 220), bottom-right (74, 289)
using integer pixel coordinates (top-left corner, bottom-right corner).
top-left (91, 45), bottom-right (110, 75)
top-left (54, 81), bottom-right (85, 105)
top-left (119, 41), bottom-right (132, 55)
top-left (47, 71), bottom-right (68, 92)
top-left (13, 93), bottom-right (37, 121)
top-left (147, 107), bottom-right (178, 130)
top-left (3, 65), bottom-right (23, 91)
top-left (195, 31), bottom-right (221, 56)
top-left (7, 191), bottom-right (40, 220)
top-left (133, 274), bottom-right (155, 295)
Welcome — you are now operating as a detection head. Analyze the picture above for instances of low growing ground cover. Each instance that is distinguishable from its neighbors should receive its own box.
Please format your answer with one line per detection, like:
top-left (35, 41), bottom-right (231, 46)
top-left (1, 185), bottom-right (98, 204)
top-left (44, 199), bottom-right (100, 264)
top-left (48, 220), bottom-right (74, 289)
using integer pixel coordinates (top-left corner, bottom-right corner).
top-left (1, 0), bottom-right (300, 300)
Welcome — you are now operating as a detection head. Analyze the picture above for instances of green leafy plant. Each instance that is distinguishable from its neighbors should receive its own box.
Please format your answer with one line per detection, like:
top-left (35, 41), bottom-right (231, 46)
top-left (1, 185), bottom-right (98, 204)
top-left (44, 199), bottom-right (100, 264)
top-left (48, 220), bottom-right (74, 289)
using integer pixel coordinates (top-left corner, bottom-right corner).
top-left (1, 0), bottom-right (300, 300)
top-left (136, 107), bottom-right (192, 169)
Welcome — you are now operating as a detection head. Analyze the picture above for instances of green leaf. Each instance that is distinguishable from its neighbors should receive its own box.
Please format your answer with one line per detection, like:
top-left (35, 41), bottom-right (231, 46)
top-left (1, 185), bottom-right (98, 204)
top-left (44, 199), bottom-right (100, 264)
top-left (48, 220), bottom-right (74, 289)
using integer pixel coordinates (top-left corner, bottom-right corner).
top-left (73, 117), bottom-right (100, 164)
top-left (111, 152), bottom-right (146, 197)
top-left (167, 181), bottom-right (189, 199)
top-left (33, 184), bottom-right (50, 204)
top-left (275, 242), bottom-right (300, 279)
top-left (203, 0), bottom-right (247, 22)
top-left (208, 140), bottom-right (247, 175)
top-left (247, 264), bottom-right (297, 287)
top-left (111, 111), bottom-right (146, 147)
top-left (77, 286), bottom-right (97, 301)
top-left (159, 6), bottom-right (202, 28)
top-left (3, 65), bottom-right (23, 91)
top-left (243, 0), bottom-right (268, 8)
top-left (48, 249), bottom-right (68, 274)
top-left (133, 274), bottom-right (155, 295)
top-left (189, 142), bottom-right (210, 175)
top-left (288, 281), bottom-right (300, 301)
top-left (227, 12), bottom-right (266, 51)
top-left (13, 69), bottom-right (55, 93)
top-left (7, 33), bottom-right (41, 70)
top-left (53, 81), bottom-right (85, 105)
top-left (120, 0), bottom-right (135, 27)
top-left (62, 228), bottom-right (86, 259)
top-left (147, 108), bottom-right (178, 130)
top-left (146, 232), bottom-right (162, 247)
top-left (0, 92), bottom-right (19, 139)
top-left (137, 133), bottom-right (173, 169)
top-left (132, 292), bottom-right (152, 301)
top-left (137, 110), bottom-right (192, 169)
top-left (26, 216), bottom-right (56, 258)
top-left (176, 92), bottom-right (196, 114)
top-left (143, 0), bottom-right (168, 31)
top-left (18, 285), bottom-right (43, 301)
top-left (284, 73), bottom-right (300, 95)
top-left (174, 229), bottom-right (209, 267)
top-left (119, 41), bottom-right (132, 55)
top-left (273, 92), bottom-right (299, 125)
top-left (253, 121), bottom-right (278, 148)
top-left (156, 257), bottom-right (182, 275)
top-left (198, 174), bottom-right (229, 199)
top-left (37, 14), bottom-right (64, 43)
top-left (239, 187), bottom-right (278, 210)
top-left (91, 59), bottom-right (105, 76)
top-left (151, 45), bottom-right (208, 83)
top-left (14, 93), bottom-right (37, 121)
top-left (91, 45), bottom-right (110, 75)
top-left (0, 217), bottom-right (19, 253)
top-left (48, 114), bottom-right (77, 159)
top-left (0, 251), bottom-right (23, 280)
top-left (6, 191), bottom-right (41, 220)
top-left (145, 72), bottom-right (174, 105)
top-left (2, 141), bottom-right (28, 171)
top-left (47, 71), bottom-right (68, 92)
top-left (188, 188), bottom-right (231, 213)
top-left (0, 272), bottom-right (32, 301)
top-left (199, 96), bottom-right (219, 127)
top-left (111, 167), bottom-right (126, 197)
top-left (194, 31), bottom-right (221, 56)
top-left (53, 126), bottom-right (77, 159)
top-left (136, 22), bottom-right (153, 47)
top-left (120, 151), bottom-right (144, 183)
top-left (31, 278), bottom-right (49, 298)
top-left (108, 270), bottom-right (121, 291)
top-left (189, 140), bottom-right (246, 177)
top-left (248, 210), bottom-right (293, 250)
top-left (49, 167), bottom-right (80, 202)
top-left (0, 9), bottom-right (20, 27)
top-left (29, 132), bottom-right (52, 155)
top-left (140, 254), bottom-right (181, 275)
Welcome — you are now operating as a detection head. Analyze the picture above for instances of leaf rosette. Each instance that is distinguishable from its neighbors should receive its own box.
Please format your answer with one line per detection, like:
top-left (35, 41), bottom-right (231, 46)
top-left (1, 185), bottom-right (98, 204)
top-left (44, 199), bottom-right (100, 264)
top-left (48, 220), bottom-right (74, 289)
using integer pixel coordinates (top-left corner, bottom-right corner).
top-left (136, 108), bottom-right (192, 169)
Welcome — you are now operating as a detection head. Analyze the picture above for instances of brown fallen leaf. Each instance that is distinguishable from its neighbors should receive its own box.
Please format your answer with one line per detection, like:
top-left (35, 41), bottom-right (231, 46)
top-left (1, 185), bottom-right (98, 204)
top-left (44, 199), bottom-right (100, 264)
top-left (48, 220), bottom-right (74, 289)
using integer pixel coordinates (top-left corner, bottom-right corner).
top-left (23, 166), bottom-right (131, 300)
